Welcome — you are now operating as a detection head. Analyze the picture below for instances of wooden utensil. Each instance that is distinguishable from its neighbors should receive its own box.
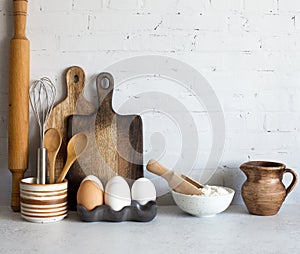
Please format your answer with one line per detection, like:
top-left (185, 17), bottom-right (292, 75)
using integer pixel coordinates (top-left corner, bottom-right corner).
top-left (46, 66), bottom-right (96, 179)
top-left (146, 159), bottom-right (203, 195)
top-left (8, 0), bottom-right (30, 211)
top-left (66, 72), bottom-right (143, 209)
top-left (56, 133), bottom-right (88, 183)
top-left (94, 72), bottom-right (143, 180)
top-left (44, 128), bottom-right (62, 183)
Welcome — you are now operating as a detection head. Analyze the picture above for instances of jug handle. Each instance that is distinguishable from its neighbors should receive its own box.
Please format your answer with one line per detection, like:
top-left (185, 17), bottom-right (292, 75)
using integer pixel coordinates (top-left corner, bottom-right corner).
top-left (284, 168), bottom-right (298, 196)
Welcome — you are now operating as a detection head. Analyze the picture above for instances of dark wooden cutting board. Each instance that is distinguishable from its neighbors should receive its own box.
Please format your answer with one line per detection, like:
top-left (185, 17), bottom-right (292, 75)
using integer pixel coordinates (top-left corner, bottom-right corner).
top-left (46, 66), bottom-right (96, 180)
top-left (67, 72), bottom-right (143, 209)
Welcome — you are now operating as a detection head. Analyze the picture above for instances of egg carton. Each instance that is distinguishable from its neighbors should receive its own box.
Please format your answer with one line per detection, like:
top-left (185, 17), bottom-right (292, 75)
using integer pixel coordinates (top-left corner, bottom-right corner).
top-left (77, 200), bottom-right (157, 222)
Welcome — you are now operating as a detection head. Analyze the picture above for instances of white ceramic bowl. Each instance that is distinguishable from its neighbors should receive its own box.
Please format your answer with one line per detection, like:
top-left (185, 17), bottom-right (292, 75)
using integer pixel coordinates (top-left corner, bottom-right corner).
top-left (172, 187), bottom-right (235, 217)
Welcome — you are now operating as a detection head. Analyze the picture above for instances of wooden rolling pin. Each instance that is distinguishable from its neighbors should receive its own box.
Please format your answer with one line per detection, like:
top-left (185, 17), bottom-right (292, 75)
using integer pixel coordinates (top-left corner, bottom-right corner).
top-left (8, 0), bottom-right (30, 212)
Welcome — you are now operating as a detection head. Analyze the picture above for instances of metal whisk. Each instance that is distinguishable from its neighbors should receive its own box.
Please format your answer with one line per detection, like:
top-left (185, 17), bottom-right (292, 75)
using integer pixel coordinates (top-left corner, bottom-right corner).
top-left (30, 77), bottom-right (56, 184)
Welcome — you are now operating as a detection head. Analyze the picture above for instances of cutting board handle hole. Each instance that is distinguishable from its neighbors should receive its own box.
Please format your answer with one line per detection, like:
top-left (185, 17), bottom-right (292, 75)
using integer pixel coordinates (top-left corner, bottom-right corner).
top-left (73, 75), bottom-right (79, 83)
top-left (100, 77), bottom-right (110, 89)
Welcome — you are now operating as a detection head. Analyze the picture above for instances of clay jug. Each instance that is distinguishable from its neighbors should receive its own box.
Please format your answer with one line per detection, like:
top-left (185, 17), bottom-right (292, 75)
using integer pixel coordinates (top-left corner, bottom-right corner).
top-left (240, 161), bottom-right (298, 216)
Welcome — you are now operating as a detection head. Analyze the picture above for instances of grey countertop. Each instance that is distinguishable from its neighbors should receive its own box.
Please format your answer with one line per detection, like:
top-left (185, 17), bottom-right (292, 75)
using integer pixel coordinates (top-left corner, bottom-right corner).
top-left (0, 205), bottom-right (299, 254)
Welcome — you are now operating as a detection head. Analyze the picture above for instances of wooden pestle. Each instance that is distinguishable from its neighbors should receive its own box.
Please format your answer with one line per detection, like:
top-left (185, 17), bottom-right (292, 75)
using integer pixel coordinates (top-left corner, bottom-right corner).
top-left (146, 160), bottom-right (203, 195)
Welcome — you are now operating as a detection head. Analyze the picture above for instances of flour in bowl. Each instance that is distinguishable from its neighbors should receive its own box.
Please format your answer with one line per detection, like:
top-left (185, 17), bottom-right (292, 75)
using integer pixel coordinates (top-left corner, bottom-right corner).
top-left (200, 185), bottom-right (229, 196)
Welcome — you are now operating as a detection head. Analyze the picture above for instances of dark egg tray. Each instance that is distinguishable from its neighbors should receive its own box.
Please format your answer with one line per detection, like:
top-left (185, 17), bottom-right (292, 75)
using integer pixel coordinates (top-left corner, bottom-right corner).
top-left (77, 201), bottom-right (157, 222)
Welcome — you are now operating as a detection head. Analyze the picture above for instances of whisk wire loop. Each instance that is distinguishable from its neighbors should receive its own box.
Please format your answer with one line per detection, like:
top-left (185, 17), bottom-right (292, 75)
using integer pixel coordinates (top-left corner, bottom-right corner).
top-left (29, 77), bottom-right (56, 147)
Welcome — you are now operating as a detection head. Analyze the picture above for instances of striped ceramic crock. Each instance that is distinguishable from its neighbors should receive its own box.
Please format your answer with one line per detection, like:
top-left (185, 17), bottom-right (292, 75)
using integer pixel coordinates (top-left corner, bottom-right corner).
top-left (20, 177), bottom-right (68, 223)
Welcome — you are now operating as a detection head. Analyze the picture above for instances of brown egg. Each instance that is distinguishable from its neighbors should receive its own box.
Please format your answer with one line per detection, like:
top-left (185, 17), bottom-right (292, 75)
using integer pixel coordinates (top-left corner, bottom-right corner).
top-left (77, 180), bottom-right (104, 210)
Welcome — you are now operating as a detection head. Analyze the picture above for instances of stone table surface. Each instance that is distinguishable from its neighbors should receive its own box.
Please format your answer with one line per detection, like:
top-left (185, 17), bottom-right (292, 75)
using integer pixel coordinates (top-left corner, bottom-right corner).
top-left (0, 205), bottom-right (299, 254)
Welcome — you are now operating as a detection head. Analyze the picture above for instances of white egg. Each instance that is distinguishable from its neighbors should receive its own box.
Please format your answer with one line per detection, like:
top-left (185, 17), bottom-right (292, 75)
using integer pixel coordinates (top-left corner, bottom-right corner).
top-left (131, 178), bottom-right (156, 205)
top-left (105, 175), bottom-right (125, 188)
top-left (104, 176), bottom-right (131, 211)
top-left (82, 175), bottom-right (104, 190)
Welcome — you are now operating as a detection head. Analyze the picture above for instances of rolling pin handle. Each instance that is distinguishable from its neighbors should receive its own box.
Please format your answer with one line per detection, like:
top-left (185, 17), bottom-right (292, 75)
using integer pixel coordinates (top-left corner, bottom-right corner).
top-left (11, 170), bottom-right (25, 212)
top-left (13, 0), bottom-right (28, 39)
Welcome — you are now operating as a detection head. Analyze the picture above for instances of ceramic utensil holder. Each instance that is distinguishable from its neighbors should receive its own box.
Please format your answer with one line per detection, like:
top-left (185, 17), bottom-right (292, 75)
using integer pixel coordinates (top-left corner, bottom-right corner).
top-left (20, 177), bottom-right (68, 223)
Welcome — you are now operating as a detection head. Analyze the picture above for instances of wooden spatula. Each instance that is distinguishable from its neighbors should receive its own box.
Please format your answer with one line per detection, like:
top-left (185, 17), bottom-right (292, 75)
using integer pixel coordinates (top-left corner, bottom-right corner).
top-left (146, 159), bottom-right (203, 195)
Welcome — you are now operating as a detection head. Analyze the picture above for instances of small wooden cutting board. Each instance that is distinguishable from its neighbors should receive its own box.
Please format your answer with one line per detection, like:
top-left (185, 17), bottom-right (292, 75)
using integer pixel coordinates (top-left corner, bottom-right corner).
top-left (46, 66), bottom-right (96, 180)
top-left (67, 72), bottom-right (143, 209)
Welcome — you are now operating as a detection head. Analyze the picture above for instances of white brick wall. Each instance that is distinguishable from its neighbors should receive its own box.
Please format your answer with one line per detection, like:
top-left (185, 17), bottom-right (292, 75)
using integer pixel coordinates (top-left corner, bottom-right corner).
top-left (1, 0), bottom-right (300, 206)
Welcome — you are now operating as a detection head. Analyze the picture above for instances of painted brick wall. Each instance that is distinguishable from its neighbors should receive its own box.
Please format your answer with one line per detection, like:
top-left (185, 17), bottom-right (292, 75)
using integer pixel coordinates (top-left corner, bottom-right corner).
top-left (1, 0), bottom-right (300, 205)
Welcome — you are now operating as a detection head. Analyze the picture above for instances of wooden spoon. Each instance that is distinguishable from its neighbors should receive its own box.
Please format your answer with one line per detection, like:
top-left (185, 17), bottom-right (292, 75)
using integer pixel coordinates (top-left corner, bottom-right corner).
top-left (146, 159), bottom-right (203, 195)
top-left (44, 128), bottom-right (62, 184)
top-left (56, 133), bottom-right (88, 183)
